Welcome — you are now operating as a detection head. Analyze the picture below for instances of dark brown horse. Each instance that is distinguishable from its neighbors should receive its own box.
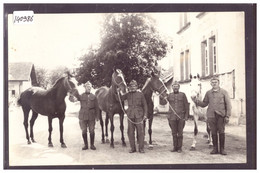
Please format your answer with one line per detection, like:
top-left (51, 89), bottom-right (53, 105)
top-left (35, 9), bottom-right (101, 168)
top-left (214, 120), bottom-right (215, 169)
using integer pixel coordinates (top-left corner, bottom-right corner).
top-left (17, 74), bottom-right (78, 148)
top-left (95, 69), bottom-right (127, 148)
top-left (141, 72), bottom-right (168, 147)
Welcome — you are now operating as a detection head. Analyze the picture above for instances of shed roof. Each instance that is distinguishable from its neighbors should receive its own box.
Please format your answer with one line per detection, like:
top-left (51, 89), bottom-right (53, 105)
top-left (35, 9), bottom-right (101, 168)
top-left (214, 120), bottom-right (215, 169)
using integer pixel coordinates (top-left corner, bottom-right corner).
top-left (9, 62), bottom-right (34, 81)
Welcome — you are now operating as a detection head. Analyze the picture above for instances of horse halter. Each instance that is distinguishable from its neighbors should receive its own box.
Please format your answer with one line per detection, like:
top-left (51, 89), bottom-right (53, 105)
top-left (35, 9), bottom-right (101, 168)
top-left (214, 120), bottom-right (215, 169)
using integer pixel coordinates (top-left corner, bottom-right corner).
top-left (154, 79), bottom-right (168, 97)
top-left (112, 73), bottom-right (126, 87)
top-left (64, 77), bottom-right (75, 93)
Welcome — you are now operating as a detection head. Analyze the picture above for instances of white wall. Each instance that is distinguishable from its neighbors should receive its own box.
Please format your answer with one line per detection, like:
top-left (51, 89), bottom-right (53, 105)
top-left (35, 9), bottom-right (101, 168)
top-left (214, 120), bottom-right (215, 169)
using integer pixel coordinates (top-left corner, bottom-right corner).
top-left (172, 12), bottom-right (246, 125)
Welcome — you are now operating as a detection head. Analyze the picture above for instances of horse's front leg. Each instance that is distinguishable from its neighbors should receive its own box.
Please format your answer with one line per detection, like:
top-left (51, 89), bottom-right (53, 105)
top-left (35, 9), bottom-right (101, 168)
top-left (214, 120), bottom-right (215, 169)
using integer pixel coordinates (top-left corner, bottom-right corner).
top-left (148, 117), bottom-right (154, 149)
top-left (48, 116), bottom-right (54, 147)
top-left (206, 123), bottom-right (213, 147)
top-left (190, 114), bottom-right (199, 150)
top-left (59, 115), bottom-right (67, 148)
top-left (105, 113), bottom-right (109, 143)
top-left (119, 113), bottom-right (126, 146)
top-left (109, 115), bottom-right (115, 148)
top-left (99, 111), bottom-right (105, 144)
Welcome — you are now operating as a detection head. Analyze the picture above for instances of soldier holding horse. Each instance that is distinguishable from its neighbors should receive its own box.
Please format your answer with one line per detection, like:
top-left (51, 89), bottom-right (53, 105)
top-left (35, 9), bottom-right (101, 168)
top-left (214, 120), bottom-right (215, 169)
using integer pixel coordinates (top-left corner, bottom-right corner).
top-left (120, 80), bottom-right (148, 153)
top-left (72, 81), bottom-right (100, 150)
top-left (165, 81), bottom-right (189, 153)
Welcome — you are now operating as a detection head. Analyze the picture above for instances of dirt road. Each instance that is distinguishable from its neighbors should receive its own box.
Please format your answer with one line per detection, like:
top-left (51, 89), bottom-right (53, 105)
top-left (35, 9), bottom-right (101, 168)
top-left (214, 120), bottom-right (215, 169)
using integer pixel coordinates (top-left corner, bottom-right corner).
top-left (7, 104), bottom-right (247, 168)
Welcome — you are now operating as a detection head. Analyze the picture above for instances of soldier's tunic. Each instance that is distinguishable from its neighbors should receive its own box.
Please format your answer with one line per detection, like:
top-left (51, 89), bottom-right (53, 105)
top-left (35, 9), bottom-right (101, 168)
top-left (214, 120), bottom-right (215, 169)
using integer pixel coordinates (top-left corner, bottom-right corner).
top-left (121, 91), bottom-right (148, 151)
top-left (167, 92), bottom-right (189, 150)
top-left (197, 88), bottom-right (231, 135)
top-left (76, 92), bottom-right (100, 134)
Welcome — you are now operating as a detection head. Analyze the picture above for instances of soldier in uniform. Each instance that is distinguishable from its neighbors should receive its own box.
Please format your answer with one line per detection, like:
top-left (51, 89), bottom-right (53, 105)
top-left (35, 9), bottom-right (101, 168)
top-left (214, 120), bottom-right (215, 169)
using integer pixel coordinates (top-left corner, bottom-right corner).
top-left (193, 76), bottom-right (231, 155)
top-left (121, 80), bottom-right (148, 153)
top-left (166, 81), bottom-right (189, 153)
top-left (73, 81), bottom-right (100, 150)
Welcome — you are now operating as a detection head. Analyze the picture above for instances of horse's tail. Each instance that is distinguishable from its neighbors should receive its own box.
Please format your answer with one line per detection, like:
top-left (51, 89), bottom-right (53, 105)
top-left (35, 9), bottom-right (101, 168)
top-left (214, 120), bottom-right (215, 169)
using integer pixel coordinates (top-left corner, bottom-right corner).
top-left (17, 97), bottom-right (22, 106)
top-left (17, 89), bottom-right (33, 107)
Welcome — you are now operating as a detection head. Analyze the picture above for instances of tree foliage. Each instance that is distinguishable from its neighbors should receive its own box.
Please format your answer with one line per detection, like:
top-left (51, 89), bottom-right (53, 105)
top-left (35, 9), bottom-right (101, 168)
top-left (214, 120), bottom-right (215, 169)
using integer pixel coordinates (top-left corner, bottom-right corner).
top-left (35, 66), bottom-right (70, 89)
top-left (75, 13), bottom-right (168, 88)
top-left (35, 66), bottom-right (48, 89)
top-left (48, 66), bottom-right (70, 87)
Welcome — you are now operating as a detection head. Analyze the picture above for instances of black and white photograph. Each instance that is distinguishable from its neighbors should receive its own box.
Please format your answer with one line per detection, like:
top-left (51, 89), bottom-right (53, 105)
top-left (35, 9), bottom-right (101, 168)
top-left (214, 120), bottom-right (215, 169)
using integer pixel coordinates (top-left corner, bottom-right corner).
top-left (3, 4), bottom-right (256, 169)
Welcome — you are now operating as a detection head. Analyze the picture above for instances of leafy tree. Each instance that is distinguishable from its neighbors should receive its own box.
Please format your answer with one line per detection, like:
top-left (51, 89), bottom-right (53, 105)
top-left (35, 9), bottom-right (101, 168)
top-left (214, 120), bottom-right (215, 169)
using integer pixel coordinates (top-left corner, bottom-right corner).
top-left (35, 66), bottom-right (70, 89)
top-left (76, 13), bottom-right (168, 88)
top-left (48, 66), bottom-right (70, 87)
top-left (35, 66), bottom-right (48, 89)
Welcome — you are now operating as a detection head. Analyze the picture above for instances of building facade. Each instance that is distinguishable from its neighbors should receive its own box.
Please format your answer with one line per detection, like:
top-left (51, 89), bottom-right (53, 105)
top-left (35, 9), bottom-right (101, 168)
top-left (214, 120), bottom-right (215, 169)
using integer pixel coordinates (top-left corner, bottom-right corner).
top-left (172, 12), bottom-right (246, 125)
top-left (8, 62), bottom-right (37, 105)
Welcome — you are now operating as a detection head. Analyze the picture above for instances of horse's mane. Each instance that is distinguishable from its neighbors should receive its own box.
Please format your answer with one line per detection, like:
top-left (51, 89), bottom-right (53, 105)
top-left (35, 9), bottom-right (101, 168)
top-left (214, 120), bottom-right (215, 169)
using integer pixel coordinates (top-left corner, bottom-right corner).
top-left (43, 77), bottom-right (66, 97)
top-left (52, 77), bottom-right (66, 88)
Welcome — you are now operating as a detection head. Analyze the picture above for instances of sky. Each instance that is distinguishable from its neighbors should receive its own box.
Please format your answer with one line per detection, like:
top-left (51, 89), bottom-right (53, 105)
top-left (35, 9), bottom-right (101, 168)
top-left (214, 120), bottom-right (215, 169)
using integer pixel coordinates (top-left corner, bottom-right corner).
top-left (8, 12), bottom-right (178, 70)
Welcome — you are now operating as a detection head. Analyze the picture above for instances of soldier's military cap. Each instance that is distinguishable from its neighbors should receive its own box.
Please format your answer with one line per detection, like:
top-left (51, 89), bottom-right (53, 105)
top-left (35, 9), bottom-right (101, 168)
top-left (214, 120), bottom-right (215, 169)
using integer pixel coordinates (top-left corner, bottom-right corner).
top-left (211, 76), bottom-right (219, 82)
top-left (172, 81), bottom-right (180, 87)
top-left (129, 80), bottom-right (138, 87)
top-left (84, 81), bottom-right (92, 87)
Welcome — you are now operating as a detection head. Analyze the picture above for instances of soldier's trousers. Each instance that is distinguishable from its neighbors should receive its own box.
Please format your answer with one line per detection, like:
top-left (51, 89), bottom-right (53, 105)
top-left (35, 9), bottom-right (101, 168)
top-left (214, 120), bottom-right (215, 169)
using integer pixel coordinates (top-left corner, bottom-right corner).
top-left (79, 120), bottom-right (95, 135)
top-left (168, 119), bottom-right (185, 137)
top-left (128, 117), bottom-right (144, 150)
top-left (207, 113), bottom-right (225, 135)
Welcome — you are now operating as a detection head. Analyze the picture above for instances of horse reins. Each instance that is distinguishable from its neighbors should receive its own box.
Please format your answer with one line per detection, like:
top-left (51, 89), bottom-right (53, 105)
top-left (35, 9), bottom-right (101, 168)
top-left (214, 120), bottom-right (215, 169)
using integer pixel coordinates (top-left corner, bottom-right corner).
top-left (112, 74), bottom-right (145, 124)
top-left (117, 79), bottom-right (168, 124)
top-left (116, 89), bottom-right (147, 125)
top-left (112, 74), bottom-right (125, 86)
top-left (154, 80), bottom-right (184, 120)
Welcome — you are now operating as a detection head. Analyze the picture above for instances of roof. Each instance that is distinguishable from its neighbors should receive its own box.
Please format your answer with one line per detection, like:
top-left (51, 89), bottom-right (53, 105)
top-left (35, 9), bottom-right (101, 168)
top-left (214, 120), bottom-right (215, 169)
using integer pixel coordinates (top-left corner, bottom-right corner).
top-left (160, 67), bottom-right (174, 83)
top-left (9, 62), bottom-right (34, 81)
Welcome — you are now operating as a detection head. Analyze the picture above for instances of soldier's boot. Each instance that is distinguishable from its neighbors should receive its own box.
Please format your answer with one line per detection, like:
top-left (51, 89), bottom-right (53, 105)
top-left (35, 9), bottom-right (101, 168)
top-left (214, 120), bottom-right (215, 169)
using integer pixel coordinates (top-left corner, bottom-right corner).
top-left (210, 134), bottom-right (219, 154)
top-left (171, 135), bottom-right (178, 152)
top-left (90, 133), bottom-right (96, 150)
top-left (219, 133), bottom-right (227, 155)
top-left (82, 133), bottom-right (88, 150)
top-left (177, 136), bottom-right (183, 153)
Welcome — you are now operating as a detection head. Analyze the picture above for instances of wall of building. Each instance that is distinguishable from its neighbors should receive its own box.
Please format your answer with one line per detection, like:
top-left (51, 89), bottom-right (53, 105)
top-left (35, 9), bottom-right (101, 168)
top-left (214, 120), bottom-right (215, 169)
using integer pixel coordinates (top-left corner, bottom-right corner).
top-left (172, 12), bottom-right (246, 125)
top-left (8, 79), bottom-right (32, 106)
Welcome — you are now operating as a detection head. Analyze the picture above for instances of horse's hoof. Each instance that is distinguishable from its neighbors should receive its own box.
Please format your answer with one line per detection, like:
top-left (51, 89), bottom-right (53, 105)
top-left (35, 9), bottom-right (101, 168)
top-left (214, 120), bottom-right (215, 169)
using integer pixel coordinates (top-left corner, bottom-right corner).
top-left (101, 139), bottom-right (105, 144)
top-left (31, 139), bottom-right (36, 143)
top-left (106, 139), bottom-right (110, 143)
top-left (61, 143), bottom-right (67, 148)
top-left (208, 145), bottom-right (213, 148)
top-left (27, 141), bottom-right (31, 144)
top-left (148, 144), bottom-right (153, 150)
top-left (110, 144), bottom-right (114, 148)
top-left (190, 147), bottom-right (196, 151)
top-left (48, 143), bottom-right (54, 147)
top-left (122, 143), bottom-right (127, 147)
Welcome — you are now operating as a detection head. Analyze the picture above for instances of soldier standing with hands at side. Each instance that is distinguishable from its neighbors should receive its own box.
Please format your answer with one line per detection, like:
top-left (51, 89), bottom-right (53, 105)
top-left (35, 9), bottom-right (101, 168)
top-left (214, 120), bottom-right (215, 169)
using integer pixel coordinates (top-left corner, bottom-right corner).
top-left (166, 81), bottom-right (189, 153)
top-left (73, 81), bottom-right (100, 150)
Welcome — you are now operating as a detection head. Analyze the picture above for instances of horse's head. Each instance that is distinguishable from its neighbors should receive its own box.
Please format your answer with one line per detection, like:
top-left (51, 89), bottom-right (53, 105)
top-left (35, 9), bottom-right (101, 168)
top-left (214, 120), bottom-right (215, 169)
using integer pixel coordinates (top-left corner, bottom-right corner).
top-left (149, 72), bottom-right (168, 101)
top-left (190, 74), bottom-right (202, 101)
top-left (112, 69), bottom-right (127, 94)
top-left (63, 73), bottom-right (79, 101)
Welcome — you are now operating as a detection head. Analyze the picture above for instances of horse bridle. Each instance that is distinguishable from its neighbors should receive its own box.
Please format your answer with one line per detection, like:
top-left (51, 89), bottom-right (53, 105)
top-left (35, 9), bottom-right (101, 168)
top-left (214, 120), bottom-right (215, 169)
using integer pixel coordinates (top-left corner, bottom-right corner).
top-left (64, 77), bottom-right (75, 93)
top-left (112, 73), bottom-right (125, 87)
top-left (153, 79), bottom-right (168, 97)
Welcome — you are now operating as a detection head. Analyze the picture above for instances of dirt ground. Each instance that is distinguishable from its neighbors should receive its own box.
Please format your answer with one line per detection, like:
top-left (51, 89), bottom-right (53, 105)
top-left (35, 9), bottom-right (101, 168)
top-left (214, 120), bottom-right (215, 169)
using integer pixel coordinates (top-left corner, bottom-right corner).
top-left (7, 102), bottom-right (247, 168)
